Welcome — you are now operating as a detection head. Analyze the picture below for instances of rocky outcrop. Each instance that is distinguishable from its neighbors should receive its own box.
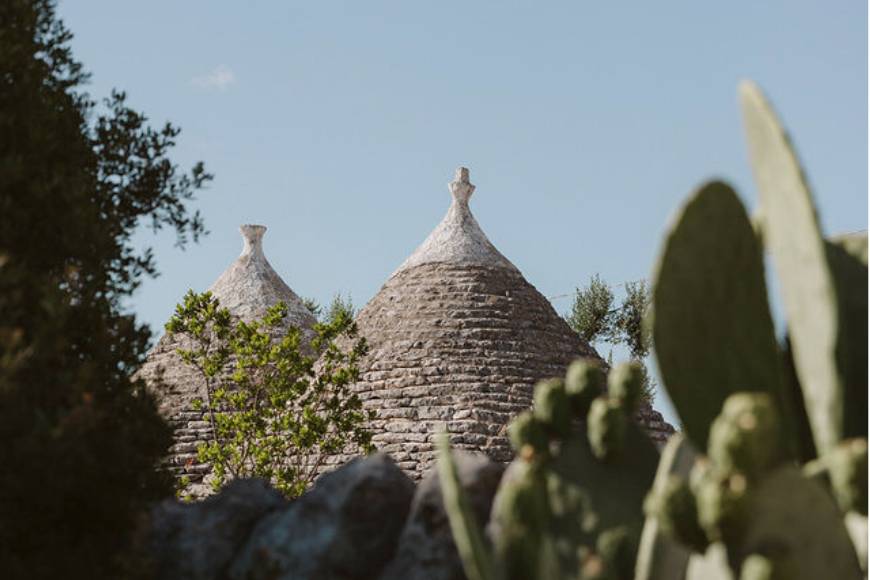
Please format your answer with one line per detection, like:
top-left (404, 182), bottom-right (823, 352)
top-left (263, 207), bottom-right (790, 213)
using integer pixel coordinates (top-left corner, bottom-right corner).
top-left (227, 453), bottom-right (415, 580)
top-left (140, 452), bottom-right (515, 580)
top-left (147, 478), bottom-right (287, 580)
top-left (379, 451), bottom-right (505, 580)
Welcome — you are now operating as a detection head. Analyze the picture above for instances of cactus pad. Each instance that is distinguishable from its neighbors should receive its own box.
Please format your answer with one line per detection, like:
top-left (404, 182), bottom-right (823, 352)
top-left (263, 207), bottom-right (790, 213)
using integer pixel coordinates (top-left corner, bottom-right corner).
top-left (651, 180), bottom-right (783, 451)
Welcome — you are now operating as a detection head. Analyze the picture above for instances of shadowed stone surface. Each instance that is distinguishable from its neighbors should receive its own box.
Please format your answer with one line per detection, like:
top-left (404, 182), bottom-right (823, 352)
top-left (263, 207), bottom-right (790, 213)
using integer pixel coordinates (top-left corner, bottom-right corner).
top-left (228, 453), bottom-right (415, 580)
top-left (147, 479), bottom-right (287, 580)
top-left (379, 451), bottom-right (505, 580)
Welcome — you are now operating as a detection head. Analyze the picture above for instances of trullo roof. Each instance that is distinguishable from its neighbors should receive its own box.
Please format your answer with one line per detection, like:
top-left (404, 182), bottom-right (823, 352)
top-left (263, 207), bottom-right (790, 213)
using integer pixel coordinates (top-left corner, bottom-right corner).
top-left (207, 224), bottom-right (316, 329)
top-left (138, 225), bottom-right (316, 488)
top-left (327, 168), bottom-right (673, 479)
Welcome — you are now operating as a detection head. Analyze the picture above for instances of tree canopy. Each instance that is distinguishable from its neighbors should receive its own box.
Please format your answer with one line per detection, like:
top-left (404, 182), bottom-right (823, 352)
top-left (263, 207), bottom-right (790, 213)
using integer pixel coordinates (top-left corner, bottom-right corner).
top-left (566, 275), bottom-right (655, 401)
top-left (0, 1), bottom-right (210, 576)
top-left (168, 291), bottom-right (373, 498)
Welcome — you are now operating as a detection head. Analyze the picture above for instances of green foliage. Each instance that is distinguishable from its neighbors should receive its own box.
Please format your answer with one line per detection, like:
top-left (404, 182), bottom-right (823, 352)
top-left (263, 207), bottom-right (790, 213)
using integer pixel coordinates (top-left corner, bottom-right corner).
top-left (636, 435), bottom-right (700, 580)
top-left (167, 290), bottom-right (374, 497)
top-left (0, 1), bottom-right (209, 577)
top-left (567, 275), bottom-right (656, 402)
top-left (324, 292), bottom-right (357, 323)
top-left (616, 281), bottom-right (653, 361)
top-left (302, 296), bottom-right (323, 319)
top-left (301, 292), bottom-right (357, 325)
top-left (567, 273), bottom-right (615, 345)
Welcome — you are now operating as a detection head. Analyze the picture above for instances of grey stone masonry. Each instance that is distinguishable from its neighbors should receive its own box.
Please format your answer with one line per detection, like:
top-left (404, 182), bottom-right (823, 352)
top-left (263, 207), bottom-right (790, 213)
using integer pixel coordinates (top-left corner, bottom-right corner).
top-left (137, 225), bottom-right (317, 492)
top-left (324, 168), bottom-right (674, 479)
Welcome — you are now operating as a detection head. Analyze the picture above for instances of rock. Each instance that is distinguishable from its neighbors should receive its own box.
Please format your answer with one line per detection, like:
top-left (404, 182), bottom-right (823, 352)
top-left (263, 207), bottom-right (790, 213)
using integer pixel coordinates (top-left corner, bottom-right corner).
top-left (147, 478), bottom-right (287, 580)
top-left (227, 453), bottom-right (415, 580)
top-left (379, 451), bottom-right (505, 580)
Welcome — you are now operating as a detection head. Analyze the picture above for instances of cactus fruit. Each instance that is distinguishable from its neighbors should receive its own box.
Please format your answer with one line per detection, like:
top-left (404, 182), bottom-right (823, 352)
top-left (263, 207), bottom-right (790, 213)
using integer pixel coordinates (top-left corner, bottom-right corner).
top-left (587, 397), bottom-right (627, 462)
top-left (707, 393), bottom-right (781, 479)
top-left (693, 467), bottom-right (749, 543)
top-left (508, 411), bottom-right (549, 459)
top-left (608, 362), bottom-right (645, 413)
top-left (827, 438), bottom-right (868, 516)
top-left (534, 378), bottom-right (572, 437)
top-left (644, 476), bottom-right (708, 553)
top-left (596, 526), bottom-right (637, 580)
top-left (566, 358), bottom-right (607, 416)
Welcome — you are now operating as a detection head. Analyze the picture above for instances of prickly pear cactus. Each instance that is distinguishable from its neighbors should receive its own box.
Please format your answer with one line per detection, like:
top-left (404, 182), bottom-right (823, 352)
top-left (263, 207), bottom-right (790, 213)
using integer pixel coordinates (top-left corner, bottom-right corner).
top-left (640, 81), bottom-right (867, 580)
top-left (740, 80), bottom-right (867, 455)
top-left (635, 434), bottom-right (700, 580)
top-left (439, 80), bottom-right (866, 580)
top-left (642, 393), bottom-right (862, 580)
top-left (649, 180), bottom-right (790, 453)
top-left (439, 359), bottom-right (660, 580)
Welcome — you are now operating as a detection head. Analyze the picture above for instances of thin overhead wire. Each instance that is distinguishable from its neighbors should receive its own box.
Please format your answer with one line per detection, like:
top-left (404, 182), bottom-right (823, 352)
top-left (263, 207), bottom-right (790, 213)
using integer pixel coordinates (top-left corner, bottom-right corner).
top-left (549, 228), bottom-right (868, 302)
top-left (548, 278), bottom-right (649, 301)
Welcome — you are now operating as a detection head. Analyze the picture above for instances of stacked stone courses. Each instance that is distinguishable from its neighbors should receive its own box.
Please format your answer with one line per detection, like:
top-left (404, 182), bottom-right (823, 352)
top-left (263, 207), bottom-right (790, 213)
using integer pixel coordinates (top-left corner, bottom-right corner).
top-left (326, 167), bottom-right (673, 478)
top-left (350, 262), bottom-right (598, 475)
top-left (137, 225), bottom-right (316, 490)
top-left (140, 167), bottom-right (674, 488)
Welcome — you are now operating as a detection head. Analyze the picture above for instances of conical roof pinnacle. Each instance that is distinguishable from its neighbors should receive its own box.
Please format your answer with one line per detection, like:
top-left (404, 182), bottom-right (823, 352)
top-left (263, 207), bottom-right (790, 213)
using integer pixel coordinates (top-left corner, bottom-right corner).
top-left (208, 224), bottom-right (316, 329)
top-left (392, 167), bottom-right (518, 277)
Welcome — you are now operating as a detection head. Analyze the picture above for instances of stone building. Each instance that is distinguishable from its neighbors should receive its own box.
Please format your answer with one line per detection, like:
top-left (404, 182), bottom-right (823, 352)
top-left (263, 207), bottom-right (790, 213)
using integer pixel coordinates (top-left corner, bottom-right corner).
top-left (140, 169), bottom-right (673, 487)
top-left (334, 168), bottom-right (673, 479)
top-left (138, 224), bottom-right (316, 489)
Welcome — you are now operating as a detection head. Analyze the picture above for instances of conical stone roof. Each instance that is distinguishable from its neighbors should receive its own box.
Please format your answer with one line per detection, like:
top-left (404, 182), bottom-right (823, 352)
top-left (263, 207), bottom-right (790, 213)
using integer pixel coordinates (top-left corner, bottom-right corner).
top-left (138, 225), bottom-right (316, 487)
top-left (332, 168), bottom-right (672, 479)
top-left (207, 225), bottom-right (316, 330)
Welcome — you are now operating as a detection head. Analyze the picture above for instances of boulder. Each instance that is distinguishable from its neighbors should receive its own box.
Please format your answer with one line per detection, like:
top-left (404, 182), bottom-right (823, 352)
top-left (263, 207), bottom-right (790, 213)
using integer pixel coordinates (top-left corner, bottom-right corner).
top-left (147, 478), bottom-right (287, 580)
top-left (379, 451), bottom-right (505, 580)
top-left (227, 453), bottom-right (415, 580)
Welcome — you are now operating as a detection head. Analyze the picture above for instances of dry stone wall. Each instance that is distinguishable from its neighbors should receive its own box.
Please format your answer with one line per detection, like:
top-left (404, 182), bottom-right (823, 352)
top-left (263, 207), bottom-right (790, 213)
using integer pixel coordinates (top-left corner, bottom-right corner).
top-left (329, 262), bottom-right (672, 479)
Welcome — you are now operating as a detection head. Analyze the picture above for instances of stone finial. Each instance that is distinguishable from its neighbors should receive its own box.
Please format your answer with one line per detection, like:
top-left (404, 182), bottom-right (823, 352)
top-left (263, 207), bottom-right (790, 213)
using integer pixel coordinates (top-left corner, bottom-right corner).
top-left (391, 166), bottom-right (517, 275)
top-left (240, 224), bottom-right (267, 257)
top-left (449, 167), bottom-right (475, 205)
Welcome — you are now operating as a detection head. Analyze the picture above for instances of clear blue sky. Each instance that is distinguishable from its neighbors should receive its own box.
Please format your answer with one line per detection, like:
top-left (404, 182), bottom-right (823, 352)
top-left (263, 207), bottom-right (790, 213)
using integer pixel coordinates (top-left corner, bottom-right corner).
top-left (59, 1), bottom-right (867, 423)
